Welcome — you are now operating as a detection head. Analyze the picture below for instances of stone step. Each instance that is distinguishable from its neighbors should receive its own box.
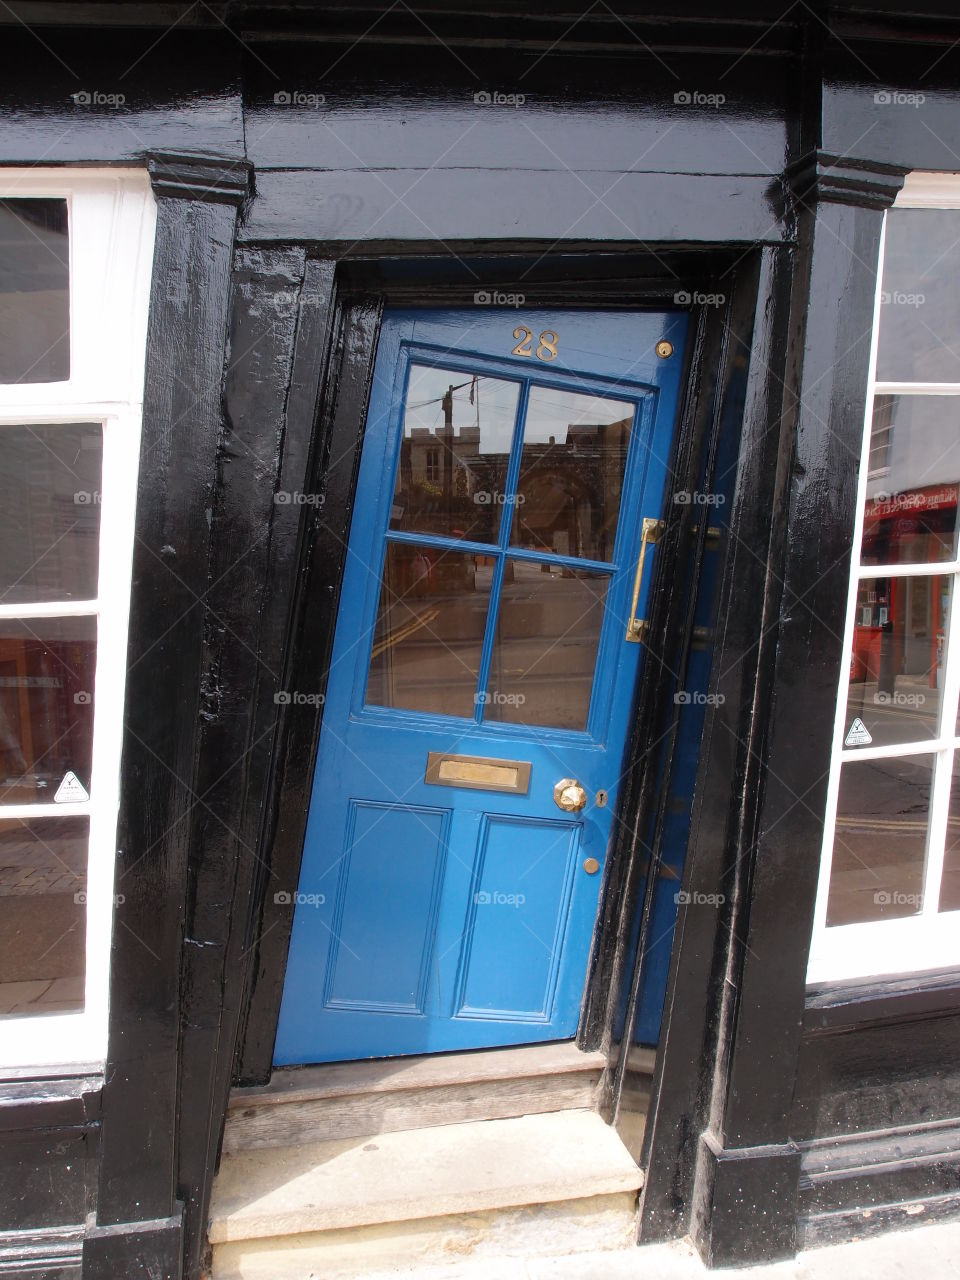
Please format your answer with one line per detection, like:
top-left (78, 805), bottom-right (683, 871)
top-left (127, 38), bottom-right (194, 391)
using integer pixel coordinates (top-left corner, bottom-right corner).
top-left (209, 1110), bottom-right (643, 1280)
top-left (223, 1041), bottom-right (608, 1153)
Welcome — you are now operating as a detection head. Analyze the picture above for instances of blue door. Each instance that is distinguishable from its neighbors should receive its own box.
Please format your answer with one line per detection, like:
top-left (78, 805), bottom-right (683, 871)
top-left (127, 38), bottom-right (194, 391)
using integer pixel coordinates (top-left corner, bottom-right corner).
top-left (275, 308), bottom-right (687, 1065)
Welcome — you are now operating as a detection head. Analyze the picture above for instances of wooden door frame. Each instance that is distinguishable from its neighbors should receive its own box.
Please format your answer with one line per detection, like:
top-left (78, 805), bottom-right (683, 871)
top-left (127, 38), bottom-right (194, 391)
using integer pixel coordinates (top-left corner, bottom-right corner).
top-left (232, 246), bottom-right (759, 1087)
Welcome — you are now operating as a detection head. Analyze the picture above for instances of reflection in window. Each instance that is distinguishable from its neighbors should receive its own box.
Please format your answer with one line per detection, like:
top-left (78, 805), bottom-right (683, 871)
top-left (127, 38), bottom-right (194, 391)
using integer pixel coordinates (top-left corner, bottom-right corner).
top-left (366, 542), bottom-right (492, 718)
top-left (826, 755), bottom-right (932, 926)
top-left (0, 424), bottom-right (102, 604)
top-left (940, 761), bottom-right (960, 913)
top-left (0, 817), bottom-right (87, 1017)
top-left (860, 397), bottom-right (960, 567)
top-left (510, 386), bottom-right (635, 562)
top-left (0, 198), bottom-right (69, 384)
top-left (0, 617), bottom-right (96, 804)
top-left (811, 189), bottom-right (960, 982)
top-left (389, 365), bottom-right (520, 545)
top-left (876, 209), bottom-right (960, 384)
top-left (485, 560), bottom-right (609, 731)
top-left (845, 576), bottom-right (947, 747)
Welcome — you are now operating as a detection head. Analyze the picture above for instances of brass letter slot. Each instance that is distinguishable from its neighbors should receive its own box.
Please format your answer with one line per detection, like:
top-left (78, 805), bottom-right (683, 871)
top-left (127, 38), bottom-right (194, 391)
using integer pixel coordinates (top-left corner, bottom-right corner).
top-left (425, 751), bottom-right (531, 795)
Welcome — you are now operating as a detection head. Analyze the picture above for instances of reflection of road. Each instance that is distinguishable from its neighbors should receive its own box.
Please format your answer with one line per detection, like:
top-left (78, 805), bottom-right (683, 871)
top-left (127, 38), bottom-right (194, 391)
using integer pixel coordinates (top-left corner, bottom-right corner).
top-left (370, 607), bottom-right (439, 659)
top-left (828, 753), bottom-right (932, 927)
top-left (370, 560), bottom-right (607, 729)
top-left (845, 674), bottom-right (940, 747)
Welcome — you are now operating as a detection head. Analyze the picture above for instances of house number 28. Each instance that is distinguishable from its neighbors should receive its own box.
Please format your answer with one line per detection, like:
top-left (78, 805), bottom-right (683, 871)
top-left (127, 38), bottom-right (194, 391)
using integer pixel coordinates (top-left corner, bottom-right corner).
top-left (512, 326), bottom-right (559, 361)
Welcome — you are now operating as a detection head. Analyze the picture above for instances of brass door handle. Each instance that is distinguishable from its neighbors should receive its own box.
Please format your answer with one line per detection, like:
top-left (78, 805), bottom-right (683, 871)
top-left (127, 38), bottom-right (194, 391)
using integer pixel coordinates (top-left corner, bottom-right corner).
top-left (554, 778), bottom-right (588, 812)
top-left (625, 517), bottom-right (664, 643)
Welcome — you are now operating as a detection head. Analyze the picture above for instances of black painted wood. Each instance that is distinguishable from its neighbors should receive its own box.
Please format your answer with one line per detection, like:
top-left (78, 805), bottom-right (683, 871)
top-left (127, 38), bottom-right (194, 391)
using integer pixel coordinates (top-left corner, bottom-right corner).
top-left (228, 258), bottom-right (339, 1088)
top-left (795, 1008), bottom-right (960, 1140)
top-left (0, 30), bottom-right (243, 165)
top-left (242, 171), bottom-right (788, 248)
top-left (636, 243), bottom-right (796, 1244)
top-left (0, 1076), bottom-right (100, 1133)
top-left (0, 7), bottom-right (957, 1276)
top-left (172, 246), bottom-right (316, 1277)
top-left (599, 268), bottom-right (746, 1104)
top-left (0, 1226), bottom-right (83, 1279)
top-left (0, 1130), bottom-right (95, 1233)
top-left (804, 968), bottom-right (960, 1030)
top-left (82, 1212), bottom-right (182, 1280)
top-left (235, 288), bottom-right (382, 1084)
top-left (94, 160), bottom-right (246, 1248)
top-left (681, 163), bottom-right (902, 1265)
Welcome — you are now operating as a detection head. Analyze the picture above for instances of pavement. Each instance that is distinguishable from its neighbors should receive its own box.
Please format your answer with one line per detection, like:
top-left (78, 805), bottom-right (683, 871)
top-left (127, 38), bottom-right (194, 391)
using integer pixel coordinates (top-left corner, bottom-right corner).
top-left (353, 1218), bottom-right (960, 1279)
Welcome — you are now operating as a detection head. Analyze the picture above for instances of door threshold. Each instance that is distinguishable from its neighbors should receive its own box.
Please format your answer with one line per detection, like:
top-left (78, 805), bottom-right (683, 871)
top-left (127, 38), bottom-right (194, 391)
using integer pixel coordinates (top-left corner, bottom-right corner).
top-left (224, 1042), bottom-right (611, 1154)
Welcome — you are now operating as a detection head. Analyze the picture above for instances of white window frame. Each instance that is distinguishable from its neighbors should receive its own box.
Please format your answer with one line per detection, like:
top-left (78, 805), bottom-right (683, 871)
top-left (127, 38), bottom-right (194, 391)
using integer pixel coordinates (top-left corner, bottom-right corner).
top-left (0, 169), bottom-right (156, 1067)
top-left (808, 172), bottom-right (960, 984)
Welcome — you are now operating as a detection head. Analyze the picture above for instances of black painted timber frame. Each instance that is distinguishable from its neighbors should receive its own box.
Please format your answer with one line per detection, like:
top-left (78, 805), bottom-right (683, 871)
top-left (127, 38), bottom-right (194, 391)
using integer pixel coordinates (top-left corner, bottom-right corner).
top-left (0, 6), bottom-right (959, 1279)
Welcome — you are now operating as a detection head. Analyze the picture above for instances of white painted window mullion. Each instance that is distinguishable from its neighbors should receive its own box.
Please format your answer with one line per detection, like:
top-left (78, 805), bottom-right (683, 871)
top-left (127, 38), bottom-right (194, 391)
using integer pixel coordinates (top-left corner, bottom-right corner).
top-left (809, 215), bottom-right (889, 947)
top-left (0, 169), bottom-right (155, 1071)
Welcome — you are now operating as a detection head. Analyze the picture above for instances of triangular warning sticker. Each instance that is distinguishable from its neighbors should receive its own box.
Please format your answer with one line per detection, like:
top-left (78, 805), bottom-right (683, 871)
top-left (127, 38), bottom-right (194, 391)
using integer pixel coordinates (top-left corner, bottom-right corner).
top-left (844, 717), bottom-right (873, 747)
top-left (54, 771), bottom-right (89, 803)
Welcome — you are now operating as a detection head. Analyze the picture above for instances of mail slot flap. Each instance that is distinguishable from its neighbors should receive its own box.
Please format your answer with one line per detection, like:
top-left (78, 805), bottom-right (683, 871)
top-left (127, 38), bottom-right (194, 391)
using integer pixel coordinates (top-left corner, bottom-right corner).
top-left (425, 751), bottom-right (531, 795)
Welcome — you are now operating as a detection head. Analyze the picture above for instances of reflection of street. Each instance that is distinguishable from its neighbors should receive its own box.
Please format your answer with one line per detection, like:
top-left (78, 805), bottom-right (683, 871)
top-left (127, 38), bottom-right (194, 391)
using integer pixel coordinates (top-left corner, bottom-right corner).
top-left (365, 550), bottom-right (609, 730)
top-left (367, 549), bottom-right (491, 718)
top-left (0, 822), bottom-right (86, 1017)
top-left (488, 563), bottom-right (607, 730)
top-left (844, 673), bottom-right (939, 747)
top-left (370, 608), bottom-right (439, 660)
top-left (828, 755), bottom-right (931, 926)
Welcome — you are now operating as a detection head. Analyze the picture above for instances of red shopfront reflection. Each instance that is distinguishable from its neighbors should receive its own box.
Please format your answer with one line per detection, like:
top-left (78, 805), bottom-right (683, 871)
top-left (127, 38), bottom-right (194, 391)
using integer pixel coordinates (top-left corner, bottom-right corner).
top-left (849, 483), bottom-right (956, 747)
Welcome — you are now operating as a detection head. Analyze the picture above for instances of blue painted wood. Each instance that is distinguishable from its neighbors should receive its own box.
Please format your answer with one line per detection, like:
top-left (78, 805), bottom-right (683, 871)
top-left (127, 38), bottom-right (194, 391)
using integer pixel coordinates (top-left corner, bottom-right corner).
top-left (275, 308), bottom-right (687, 1064)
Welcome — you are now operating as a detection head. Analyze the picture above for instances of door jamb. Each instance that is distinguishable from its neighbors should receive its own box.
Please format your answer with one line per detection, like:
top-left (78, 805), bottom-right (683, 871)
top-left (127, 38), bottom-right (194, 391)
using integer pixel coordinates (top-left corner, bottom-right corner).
top-left (233, 248), bottom-right (764, 1103)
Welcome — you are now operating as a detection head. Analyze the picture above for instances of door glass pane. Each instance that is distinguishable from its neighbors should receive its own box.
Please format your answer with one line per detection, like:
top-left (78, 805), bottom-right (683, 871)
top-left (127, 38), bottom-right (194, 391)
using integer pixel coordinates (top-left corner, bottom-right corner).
top-left (389, 365), bottom-right (520, 545)
top-left (485, 559), bottom-right (609, 730)
top-left (861, 397), bottom-right (960, 567)
top-left (938, 753), bottom-right (960, 913)
top-left (0, 423), bottom-right (102, 604)
top-left (366, 543), bottom-right (492, 718)
top-left (876, 209), bottom-right (960, 384)
top-left (845, 576), bottom-right (948, 748)
top-left (0, 198), bottom-right (69, 384)
top-left (0, 616), bottom-right (96, 804)
top-left (0, 816), bottom-right (87, 1017)
top-left (510, 386), bottom-right (635, 562)
top-left (826, 755), bottom-right (932, 925)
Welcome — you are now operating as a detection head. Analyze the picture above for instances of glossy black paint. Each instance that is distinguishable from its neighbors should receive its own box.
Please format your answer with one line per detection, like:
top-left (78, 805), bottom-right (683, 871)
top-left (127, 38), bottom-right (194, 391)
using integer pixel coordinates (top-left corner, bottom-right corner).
top-left (88, 155), bottom-right (249, 1278)
top-left (0, 5), bottom-right (959, 1278)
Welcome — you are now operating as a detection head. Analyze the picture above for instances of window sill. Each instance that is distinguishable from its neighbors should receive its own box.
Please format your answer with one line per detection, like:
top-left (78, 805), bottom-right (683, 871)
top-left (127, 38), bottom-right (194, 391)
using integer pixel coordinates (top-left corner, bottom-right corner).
top-left (804, 966), bottom-right (960, 1033)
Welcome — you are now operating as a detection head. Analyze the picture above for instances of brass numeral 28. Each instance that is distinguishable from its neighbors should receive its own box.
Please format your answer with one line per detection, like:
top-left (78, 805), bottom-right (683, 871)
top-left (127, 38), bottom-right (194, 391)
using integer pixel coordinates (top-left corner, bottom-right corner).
top-left (512, 326), bottom-right (559, 361)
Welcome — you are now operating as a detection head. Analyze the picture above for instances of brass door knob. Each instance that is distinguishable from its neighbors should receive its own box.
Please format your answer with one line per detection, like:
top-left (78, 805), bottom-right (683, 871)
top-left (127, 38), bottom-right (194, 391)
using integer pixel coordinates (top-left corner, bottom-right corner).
top-left (554, 778), bottom-right (588, 812)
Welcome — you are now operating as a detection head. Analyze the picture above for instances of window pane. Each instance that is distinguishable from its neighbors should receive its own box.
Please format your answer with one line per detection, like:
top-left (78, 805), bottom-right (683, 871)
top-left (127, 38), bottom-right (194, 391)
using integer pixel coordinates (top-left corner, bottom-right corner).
top-left (0, 423), bottom-right (102, 604)
top-left (939, 755), bottom-right (960, 913)
top-left (485, 559), bottom-right (609, 730)
top-left (0, 816), bottom-right (87, 1017)
top-left (0, 616), bottom-right (96, 804)
top-left (389, 365), bottom-right (520, 545)
top-left (510, 386), bottom-right (635, 562)
top-left (826, 755), bottom-right (932, 925)
top-left (0, 198), bottom-right (69, 384)
top-left (366, 543), bottom-right (492, 718)
top-left (876, 209), bottom-right (960, 383)
top-left (845, 576), bottom-right (948, 748)
top-left (861, 397), bottom-right (960, 567)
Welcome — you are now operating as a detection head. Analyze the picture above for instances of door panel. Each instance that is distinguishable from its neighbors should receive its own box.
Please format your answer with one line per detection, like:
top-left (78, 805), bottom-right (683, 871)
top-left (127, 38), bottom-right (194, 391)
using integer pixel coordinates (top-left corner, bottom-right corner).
top-left (455, 814), bottom-right (579, 1021)
top-left (275, 308), bottom-right (686, 1065)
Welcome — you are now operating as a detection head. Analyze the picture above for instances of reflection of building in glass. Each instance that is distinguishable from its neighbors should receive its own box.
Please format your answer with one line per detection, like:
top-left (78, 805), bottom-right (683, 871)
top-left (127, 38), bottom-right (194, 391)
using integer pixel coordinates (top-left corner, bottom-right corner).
top-left (394, 408), bottom-right (631, 563)
top-left (854, 396), bottom-right (959, 695)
